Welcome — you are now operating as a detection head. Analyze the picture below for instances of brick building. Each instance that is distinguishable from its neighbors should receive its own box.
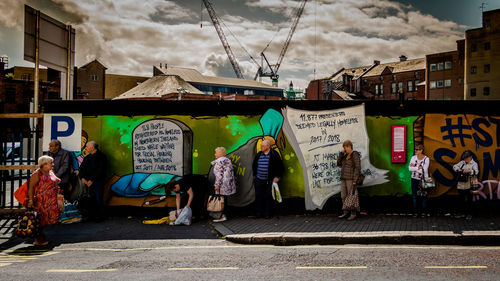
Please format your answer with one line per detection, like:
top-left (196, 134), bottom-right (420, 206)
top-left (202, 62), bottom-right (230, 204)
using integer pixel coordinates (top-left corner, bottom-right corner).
top-left (76, 60), bottom-right (106, 99)
top-left (425, 40), bottom-right (465, 100)
top-left (307, 56), bottom-right (425, 100)
top-left (465, 8), bottom-right (500, 100)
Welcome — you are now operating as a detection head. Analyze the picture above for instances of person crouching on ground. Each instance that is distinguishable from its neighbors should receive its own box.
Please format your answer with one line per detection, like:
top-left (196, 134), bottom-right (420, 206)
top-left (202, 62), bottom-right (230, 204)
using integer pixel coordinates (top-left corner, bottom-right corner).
top-left (252, 139), bottom-right (284, 219)
top-left (408, 144), bottom-right (430, 218)
top-left (336, 140), bottom-right (361, 220)
top-left (27, 156), bottom-right (61, 245)
top-left (453, 150), bottom-right (479, 220)
top-left (211, 147), bottom-right (236, 223)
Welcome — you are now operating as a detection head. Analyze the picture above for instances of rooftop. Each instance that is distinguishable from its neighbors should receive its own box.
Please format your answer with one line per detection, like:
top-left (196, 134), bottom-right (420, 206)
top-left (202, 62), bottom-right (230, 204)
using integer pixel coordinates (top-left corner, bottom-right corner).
top-left (113, 75), bottom-right (203, 100)
top-left (154, 66), bottom-right (282, 91)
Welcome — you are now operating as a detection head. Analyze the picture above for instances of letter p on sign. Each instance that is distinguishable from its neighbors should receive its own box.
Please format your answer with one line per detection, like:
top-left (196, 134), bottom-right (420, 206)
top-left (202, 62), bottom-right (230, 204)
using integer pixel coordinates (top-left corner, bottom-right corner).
top-left (43, 114), bottom-right (82, 152)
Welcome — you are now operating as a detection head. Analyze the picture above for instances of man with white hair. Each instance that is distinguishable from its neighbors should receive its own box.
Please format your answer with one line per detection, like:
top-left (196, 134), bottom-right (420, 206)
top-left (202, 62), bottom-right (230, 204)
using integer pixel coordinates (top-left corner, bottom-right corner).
top-left (79, 141), bottom-right (107, 221)
top-left (252, 138), bottom-right (284, 219)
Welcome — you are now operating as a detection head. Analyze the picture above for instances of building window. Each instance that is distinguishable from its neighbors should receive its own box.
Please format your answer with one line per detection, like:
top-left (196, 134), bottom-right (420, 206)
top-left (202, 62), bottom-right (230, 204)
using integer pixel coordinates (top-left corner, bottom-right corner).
top-left (5, 88), bottom-right (16, 104)
top-left (408, 81), bottom-right (413, 92)
top-left (414, 71), bottom-right (419, 79)
top-left (484, 87), bottom-right (490, 96)
top-left (379, 76), bottom-right (383, 81)
top-left (398, 82), bottom-right (403, 92)
top-left (485, 19), bottom-right (491, 27)
top-left (445, 79), bottom-right (451, 87)
top-left (458, 78), bottom-right (463, 84)
top-left (380, 84), bottom-right (383, 94)
top-left (430, 64), bottom-right (436, 72)
top-left (375, 85), bottom-right (379, 95)
top-left (471, 43), bottom-right (477, 52)
top-left (392, 75), bottom-right (396, 82)
top-left (415, 80), bottom-right (420, 86)
top-left (430, 81), bottom-right (436, 89)
top-left (90, 74), bottom-right (98, 81)
top-left (437, 80), bottom-right (444, 88)
top-left (484, 64), bottom-right (490, 73)
top-left (437, 62), bottom-right (444, 71)
top-left (471, 88), bottom-right (476, 97)
top-left (21, 73), bottom-right (31, 81)
top-left (445, 61), bottom-right (452, 70)
top-left (485, 42), bottom-right (491, 50)
top-left (391, 83), bottom-right (396, 93)
top-left (471, 66), bottom-right (477, 74)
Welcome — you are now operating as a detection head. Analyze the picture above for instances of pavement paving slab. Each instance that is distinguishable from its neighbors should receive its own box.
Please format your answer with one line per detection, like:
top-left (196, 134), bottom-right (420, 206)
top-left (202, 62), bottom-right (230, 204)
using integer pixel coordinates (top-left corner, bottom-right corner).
top-left (212, 214), bottom-right (500, 245)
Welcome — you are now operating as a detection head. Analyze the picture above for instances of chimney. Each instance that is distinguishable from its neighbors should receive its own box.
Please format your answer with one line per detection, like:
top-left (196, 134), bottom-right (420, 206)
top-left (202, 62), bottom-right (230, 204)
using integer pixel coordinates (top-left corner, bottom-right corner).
top-left (399, 55), bottom-right (407, 62)
top-left (373, 60), bottom-right (380, 65)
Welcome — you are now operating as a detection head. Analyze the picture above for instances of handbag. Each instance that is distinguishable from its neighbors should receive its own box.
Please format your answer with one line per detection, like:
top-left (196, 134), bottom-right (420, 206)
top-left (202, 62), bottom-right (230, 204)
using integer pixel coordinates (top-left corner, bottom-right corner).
top-left (356, 174), bottom-right (365, 186)
top-left (342, 189), bottom-right (360, 212)
top-left (16, 210), bottom-right (40, 238)
top-left (207, 193), bottom-right (224, 212)
top-left (14, 180), bottom-right (29, 207)
top-left (456, 163), bottom-right (469, 182)
top-left (57, 193), bottom-right (65, 213)
top-left (470, 176), bottom-right (480, 193)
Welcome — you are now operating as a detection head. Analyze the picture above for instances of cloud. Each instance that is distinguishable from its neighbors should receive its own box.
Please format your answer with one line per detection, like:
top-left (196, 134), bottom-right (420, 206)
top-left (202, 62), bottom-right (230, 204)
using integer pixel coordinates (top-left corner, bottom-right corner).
top-left (0, 0), bottom-right (467, 91)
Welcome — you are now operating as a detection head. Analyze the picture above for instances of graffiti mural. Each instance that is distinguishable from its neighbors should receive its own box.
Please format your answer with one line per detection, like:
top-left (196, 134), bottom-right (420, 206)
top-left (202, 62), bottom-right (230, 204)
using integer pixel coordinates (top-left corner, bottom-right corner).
top-left (283, 104), bottom-right (389, 210)
top-left (424, 114), bottom-right (500, 198)
top-left (73, 108), bottom-right (499, 210)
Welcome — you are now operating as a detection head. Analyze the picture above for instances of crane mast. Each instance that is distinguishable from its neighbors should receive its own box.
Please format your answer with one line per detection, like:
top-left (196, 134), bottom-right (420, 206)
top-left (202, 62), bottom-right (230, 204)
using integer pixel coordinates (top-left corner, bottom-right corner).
top-left (202, 0), bottom-right (244, 79)
top-left (258, 0), bottom-right (307, 87)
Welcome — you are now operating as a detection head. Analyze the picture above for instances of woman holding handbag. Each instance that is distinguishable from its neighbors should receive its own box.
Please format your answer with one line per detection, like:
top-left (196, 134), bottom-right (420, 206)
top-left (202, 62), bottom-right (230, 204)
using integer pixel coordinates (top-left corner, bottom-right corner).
top-left (408, 144), bottom-right (430, 218)
top-left (453, 150), bottom-right (479, 220)
top-left (211, 147), bottom-right (236, 222)
top-left (27, 156), bottom-right (61, 245)
top-left (336, 140), bottom-right (361, 220)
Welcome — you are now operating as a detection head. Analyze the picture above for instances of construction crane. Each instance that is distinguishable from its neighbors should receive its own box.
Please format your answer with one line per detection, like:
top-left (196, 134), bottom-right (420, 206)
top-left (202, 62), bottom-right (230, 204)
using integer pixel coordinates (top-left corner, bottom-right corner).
top-left (202, 0), bottom-right (244, 79)
top-left (256, 0), bottom-right (308, 87)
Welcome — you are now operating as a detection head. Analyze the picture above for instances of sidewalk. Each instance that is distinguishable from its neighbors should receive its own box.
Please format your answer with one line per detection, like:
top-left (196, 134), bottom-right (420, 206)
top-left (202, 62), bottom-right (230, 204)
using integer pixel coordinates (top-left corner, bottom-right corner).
top-left (212, 214), bottom-right (500, 246)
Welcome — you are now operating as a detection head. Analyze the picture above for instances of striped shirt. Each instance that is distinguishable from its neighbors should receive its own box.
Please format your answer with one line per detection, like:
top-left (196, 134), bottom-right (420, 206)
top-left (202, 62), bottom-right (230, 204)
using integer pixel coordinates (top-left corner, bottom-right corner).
top-left (256, 152), bottom-right (270, 180)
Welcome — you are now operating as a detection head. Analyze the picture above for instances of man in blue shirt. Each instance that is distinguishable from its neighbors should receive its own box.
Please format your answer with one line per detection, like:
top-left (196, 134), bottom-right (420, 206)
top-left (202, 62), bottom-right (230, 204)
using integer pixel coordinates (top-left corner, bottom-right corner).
top-left (252, 139), bottom-right (284, 218)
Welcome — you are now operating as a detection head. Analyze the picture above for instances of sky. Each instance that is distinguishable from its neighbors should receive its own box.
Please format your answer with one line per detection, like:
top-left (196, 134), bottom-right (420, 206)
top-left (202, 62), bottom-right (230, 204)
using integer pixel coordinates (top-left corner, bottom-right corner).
top-left (0, 0), bottom-right (499, 90)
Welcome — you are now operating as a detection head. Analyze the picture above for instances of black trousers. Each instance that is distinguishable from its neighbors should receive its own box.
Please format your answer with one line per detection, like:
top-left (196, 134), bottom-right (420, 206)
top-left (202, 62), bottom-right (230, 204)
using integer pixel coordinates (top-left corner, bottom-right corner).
top-left (254, 178), bottom-right (274, 217)
top-left (458, 189), bottom-right (472, 215)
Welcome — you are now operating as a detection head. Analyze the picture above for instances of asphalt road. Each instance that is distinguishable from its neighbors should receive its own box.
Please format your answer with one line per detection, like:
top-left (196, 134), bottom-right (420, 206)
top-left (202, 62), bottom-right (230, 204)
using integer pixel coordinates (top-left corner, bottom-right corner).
top-left (1, 238), bottom-right (499, 281)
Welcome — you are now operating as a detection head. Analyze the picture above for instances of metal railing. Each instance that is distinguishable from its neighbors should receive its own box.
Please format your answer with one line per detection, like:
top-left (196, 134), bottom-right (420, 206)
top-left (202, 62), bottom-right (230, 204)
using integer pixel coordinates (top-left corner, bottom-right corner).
top-left (0, 113), bottom-right (42, 208)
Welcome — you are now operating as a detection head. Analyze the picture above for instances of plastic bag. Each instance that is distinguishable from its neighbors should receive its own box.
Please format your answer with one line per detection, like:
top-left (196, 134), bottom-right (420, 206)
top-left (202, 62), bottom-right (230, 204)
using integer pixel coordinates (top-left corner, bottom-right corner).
top-left (174, 207), bottom-right (192, 226)
top-left (272, 182), bottom-right (282, 203)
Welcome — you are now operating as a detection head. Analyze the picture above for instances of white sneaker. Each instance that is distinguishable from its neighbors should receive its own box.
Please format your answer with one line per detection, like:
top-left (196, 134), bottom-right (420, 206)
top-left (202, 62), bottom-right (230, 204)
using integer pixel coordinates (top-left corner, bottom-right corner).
top-left (213, 216), bottom-right (227, 223)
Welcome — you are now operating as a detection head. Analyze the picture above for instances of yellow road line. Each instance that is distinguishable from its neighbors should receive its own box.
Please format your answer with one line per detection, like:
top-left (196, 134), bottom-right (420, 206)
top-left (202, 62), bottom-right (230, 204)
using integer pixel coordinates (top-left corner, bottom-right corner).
top-left (46, 269), bottom-right (118, 273)
top-left (425, 266), bottom-right (488, 269)
top-left (0, 260), bottom-right (29, 263)
top-left (167, 267), bottom-right (239, 271)
top-left (297, 266), bottom-right (368, 269)
top-left (0, 263), bottom-right (13, 267)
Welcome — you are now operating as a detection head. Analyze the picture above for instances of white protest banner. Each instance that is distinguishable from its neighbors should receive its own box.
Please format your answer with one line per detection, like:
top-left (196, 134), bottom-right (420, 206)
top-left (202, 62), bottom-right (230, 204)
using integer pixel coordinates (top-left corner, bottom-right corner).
top-left (43, 113), bottom-right (82, 152)
top-left (282, 104), bottom-right (388, 210)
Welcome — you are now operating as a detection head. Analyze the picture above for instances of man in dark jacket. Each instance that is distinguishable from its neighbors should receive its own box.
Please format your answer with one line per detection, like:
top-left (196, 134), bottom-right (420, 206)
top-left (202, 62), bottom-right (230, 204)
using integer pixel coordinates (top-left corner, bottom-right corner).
top-left (79, 141), bottom-right (107, 221)
top-left (252, 139), bottom-right (284, 218)
top-left (48, 139), bottom-right (72, 199)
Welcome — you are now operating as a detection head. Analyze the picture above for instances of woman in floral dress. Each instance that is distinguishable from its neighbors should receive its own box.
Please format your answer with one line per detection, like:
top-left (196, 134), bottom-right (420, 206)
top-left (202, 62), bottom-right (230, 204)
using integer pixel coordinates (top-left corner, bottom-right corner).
top-left (27, 155), bottom-right (61, 245)
top-left (211, 147), bottom-right (236, 222)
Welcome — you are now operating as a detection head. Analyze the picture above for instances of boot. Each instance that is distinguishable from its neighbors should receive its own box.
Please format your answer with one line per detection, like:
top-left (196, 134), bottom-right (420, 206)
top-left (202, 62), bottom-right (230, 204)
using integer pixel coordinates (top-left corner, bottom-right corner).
top-left (347, 212), bottom-right (357, 220)
top-left (338, 211), bottom-right (349, 219)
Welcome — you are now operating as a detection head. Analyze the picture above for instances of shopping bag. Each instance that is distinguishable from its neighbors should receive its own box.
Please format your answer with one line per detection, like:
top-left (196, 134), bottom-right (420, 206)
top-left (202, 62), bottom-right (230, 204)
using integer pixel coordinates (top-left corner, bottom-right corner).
top-left (342, 189), bottom-right (360, 212)
top-left (14, 181), bottom-right (28, 207)
top-left (271, 182), bottom-right (282, 203)
top-left (57, 194), bottom-right (65, 213)
top-left (60, 203), bottom-right (83, 224)
top-left (16, 210), bottom-right (40, 238)
top-left (207, 194), bottom-right (224, 212)
top-left (174, 207), bottom-right (192, 226)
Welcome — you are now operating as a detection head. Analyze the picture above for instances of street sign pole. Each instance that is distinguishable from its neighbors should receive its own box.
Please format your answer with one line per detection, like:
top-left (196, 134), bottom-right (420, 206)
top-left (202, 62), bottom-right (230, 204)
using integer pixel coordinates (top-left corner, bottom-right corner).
top-left (66, 24), bottom-right (71, 100)
top-left (33, 10), bottom-right (40, 114)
